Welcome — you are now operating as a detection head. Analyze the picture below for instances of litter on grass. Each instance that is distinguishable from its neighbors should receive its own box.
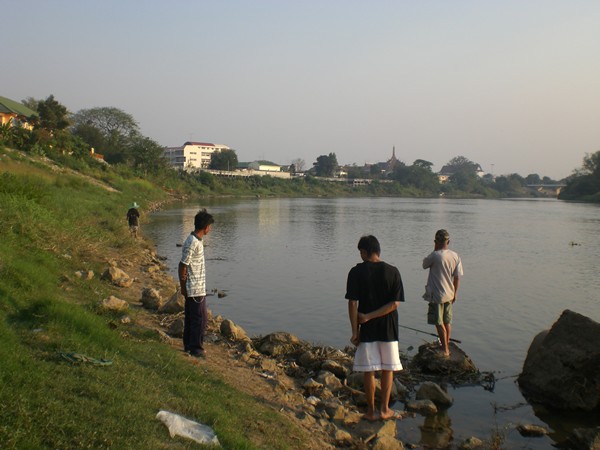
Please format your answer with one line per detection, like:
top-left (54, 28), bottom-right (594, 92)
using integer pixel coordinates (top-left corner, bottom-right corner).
top-left (156, 410), bottom-right (220, 446)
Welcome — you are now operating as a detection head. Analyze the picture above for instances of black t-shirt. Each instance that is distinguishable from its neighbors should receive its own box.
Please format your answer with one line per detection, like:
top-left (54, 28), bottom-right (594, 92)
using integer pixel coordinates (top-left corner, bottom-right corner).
top-left (127, 208), bottom-right (140, 226)
top-left (345, 261), bottom-right (404, 342)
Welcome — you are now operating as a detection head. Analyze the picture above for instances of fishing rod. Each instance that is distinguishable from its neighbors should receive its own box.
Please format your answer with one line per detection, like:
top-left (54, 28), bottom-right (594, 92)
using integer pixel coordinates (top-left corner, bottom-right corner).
top-left (399, 324), bottom-right (462, 344)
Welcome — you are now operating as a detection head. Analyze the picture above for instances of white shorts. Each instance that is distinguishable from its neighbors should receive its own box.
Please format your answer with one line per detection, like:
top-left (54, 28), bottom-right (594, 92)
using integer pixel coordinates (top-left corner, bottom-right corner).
top-left (353, 341), bottom-right (403, 372)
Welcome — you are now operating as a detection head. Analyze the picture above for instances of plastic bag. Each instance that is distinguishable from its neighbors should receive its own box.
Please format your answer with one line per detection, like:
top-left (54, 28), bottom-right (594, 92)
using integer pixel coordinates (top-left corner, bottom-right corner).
top-left (156, 410), bottom-right (220, 446)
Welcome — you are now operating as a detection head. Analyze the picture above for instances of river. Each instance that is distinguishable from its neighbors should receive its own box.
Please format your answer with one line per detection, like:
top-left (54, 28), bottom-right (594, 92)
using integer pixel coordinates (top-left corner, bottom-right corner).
top-left (146, 197), bottom-right (600, 448)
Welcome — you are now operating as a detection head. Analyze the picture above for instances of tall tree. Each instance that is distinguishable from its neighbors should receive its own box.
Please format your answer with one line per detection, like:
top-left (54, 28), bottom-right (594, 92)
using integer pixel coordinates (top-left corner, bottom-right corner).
top-left (72, 107), bottom-right (138, 137)
top-left (36, 95), bottom-right (70, 131)
top-left (313, 153), bottom-right (338, 177)
top-left (209, 148), bottom-right (238, 171)
top-left (72, 107), bottom-right (139, 163)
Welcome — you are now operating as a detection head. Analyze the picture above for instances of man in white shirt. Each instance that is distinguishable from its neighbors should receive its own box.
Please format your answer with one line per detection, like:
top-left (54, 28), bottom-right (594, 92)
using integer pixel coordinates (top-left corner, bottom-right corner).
top-left (179, 209), bottom-right (214, 358)
top-left (422, 229), bottom-right (463, 357)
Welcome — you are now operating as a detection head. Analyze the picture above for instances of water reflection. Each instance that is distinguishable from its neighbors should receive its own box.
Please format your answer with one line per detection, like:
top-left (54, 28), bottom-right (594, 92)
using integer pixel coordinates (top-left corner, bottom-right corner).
top-left (419, 409), bottom-right (453, 449)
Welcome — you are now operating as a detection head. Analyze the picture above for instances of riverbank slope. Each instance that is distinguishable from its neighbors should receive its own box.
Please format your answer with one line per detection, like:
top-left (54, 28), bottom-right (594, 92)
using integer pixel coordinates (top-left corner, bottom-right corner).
top-left (0, 147), bottom-right (337, 448)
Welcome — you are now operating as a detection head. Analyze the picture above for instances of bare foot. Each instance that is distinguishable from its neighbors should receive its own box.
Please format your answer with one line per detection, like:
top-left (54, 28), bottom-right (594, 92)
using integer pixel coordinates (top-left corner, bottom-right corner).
top-left (361, 412), bottom-right (379, 422)
top-left (380, 409), bottom-right (402, 420)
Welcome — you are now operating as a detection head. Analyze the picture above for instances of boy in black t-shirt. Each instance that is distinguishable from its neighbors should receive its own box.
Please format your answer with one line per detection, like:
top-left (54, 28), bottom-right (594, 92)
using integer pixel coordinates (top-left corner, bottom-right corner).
top-left (345, 235), bottom-right (404, 421)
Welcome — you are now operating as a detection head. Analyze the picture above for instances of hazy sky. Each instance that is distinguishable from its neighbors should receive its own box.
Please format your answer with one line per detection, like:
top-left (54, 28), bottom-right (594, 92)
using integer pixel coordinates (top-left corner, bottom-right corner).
top-left (5, 1), bottom-right (600, 179)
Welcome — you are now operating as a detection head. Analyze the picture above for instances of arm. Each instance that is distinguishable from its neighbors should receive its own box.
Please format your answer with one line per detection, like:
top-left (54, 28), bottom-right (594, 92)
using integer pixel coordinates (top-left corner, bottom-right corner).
top-left (358, 301), bottom-right (400, 324)
top-left (348, 300), bottom-right (360, 346)
top-left (422, 252), bottom-right (433, 269)
top-left (178, 262), bottom-right (188, 298)
top-left (452, 276), bottom-right (460, 303)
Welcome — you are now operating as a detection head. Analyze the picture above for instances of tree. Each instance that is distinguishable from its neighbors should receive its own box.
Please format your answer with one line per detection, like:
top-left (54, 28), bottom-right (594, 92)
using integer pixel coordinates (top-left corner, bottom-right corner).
top-left (413, 159), bottom-right (434, 171)
top-left (72, 107), bottom-right (138, 137)
top-left (559, 150), bottom-right (600, 200)
top-left (36, 95), bottom-right (70, 131)
top-left (209, 148), bottom-right (238, 171)
top-left (72, 107), bottom-right (140, 164)
top-left (291, 158), bottom-right (305, 172)
top-left (313, 153), bottom-right (338, 177)
top-left (525, 174), bottom-right (541, 185)
top-left (127, 134), bottom-right (168, 174)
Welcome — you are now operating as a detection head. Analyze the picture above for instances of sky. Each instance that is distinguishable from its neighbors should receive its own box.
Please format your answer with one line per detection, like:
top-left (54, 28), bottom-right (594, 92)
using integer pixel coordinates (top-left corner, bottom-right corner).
top-left (4, 1), bottom-right (600, 179)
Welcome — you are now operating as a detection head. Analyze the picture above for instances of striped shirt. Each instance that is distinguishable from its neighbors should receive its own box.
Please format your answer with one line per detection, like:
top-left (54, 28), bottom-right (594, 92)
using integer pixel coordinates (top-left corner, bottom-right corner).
top-left (180, 232), bottom-right (207, 297)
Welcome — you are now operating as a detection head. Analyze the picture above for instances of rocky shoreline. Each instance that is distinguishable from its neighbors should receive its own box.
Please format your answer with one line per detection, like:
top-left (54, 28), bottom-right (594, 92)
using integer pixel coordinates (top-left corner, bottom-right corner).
top-left (90, 240), bottom-right (599, 449)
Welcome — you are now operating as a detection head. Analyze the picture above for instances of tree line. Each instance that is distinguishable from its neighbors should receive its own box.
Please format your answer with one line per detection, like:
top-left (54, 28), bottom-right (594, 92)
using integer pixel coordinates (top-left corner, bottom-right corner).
top-left (2, 94), bottom-right (596, 200)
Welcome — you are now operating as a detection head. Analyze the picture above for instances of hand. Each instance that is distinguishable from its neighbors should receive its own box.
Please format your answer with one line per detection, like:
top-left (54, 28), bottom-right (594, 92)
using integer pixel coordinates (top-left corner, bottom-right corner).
top-left (358, 312), bottom-right (369, 324)
top-left (350, 334), bottom-right (360, 346)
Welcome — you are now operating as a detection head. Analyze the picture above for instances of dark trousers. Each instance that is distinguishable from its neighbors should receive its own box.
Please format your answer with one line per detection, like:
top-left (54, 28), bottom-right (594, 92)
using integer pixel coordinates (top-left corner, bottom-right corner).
top-left (183, 296), bottom-right (207, 352)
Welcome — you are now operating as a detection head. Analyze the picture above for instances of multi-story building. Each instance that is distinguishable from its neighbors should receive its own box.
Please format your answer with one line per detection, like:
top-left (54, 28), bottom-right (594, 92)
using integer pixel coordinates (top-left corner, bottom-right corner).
top-left (164, 141), bottom-right (231, 170)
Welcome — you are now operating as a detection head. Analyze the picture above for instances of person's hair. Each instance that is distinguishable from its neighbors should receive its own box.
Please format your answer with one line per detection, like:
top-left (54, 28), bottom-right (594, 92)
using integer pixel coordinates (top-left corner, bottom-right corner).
top-left (194, 209), bottom-right (214, 231)
top-left (357, 235), bottom-right (381, 257)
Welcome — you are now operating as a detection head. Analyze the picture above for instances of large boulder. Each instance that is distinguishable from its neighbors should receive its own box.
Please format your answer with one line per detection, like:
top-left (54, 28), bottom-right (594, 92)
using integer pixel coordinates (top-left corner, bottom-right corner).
top-left (518, 310), bottom-right (600, 411)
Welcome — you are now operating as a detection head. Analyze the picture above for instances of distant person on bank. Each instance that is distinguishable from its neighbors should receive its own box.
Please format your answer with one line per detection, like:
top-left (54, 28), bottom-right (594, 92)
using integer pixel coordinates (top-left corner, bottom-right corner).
top-left (178, 209), bottom-right (214, 358)
top-left (345, 235), bottom-right (404, 421)
top-left (422, 229), bottom-right (463, 357)
top-left (126, 202), bottom-right (140, 238)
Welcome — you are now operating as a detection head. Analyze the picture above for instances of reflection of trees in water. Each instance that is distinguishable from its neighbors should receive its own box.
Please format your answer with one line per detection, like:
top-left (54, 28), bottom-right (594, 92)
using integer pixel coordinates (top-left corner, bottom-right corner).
top-left (419, 409), bottom-right (452, 449)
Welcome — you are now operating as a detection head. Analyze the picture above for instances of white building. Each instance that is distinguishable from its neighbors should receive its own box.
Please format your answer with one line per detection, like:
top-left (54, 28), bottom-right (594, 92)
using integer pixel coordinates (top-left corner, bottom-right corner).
top-left (247, 161), bottom-right (281, 172)
top-left (164, 142), bottom-right (231, 170)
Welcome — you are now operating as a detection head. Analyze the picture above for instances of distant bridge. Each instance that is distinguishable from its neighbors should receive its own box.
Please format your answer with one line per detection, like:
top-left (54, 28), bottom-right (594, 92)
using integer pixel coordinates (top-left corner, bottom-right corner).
top-left (526, 184), bottom-right (567, 196)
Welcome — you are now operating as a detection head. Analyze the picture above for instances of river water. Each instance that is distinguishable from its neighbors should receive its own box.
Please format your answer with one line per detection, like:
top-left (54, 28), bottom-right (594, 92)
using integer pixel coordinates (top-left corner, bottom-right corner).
top-left (146, 197), bottom-right (600, 448)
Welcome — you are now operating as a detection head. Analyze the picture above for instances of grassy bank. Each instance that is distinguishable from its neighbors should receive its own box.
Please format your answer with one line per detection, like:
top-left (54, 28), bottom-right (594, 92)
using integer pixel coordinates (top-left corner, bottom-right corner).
top-left (0, 147), bottom-right (314, 449)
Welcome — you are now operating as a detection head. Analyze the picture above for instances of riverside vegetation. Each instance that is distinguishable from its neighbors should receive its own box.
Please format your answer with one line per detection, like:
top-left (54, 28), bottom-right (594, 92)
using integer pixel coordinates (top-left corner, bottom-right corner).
top-left (0, 146), bottom-right (334, 449)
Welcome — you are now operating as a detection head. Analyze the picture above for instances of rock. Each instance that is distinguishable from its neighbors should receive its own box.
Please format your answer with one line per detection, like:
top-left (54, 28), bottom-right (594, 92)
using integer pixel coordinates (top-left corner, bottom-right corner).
top-left (321, 400), bottom-right (346, 420)
top-left (516, 424), bottom-right (548, 437)
top-left (259, 358), bottom-right (278, 372)
top-left (405, 399), bottom-right (438, 416)
top-left (416, 381), bottom-right (453, 407)
top-left (394, 379), bottom-right (409, 401)
top-left (159, 290), bottom-right (185, 314)
top-left (568, 426), bottom-right (600, 450)
top-left (298, 350), bottom-right (321, 370)
top-left (101, 266), bottom-right (133, 288)
top-left (322, 359), bottom-right (348, 378)
top-left (518, 310), bottom-right (600, 411)
top-left (168, 318), bottom-right (184, 338)
top-left (220, 319), bottom-right (250, 342)
top-left (140, 287), bottom-right (163, 310)
top-left (346, 372), bottom-right (365, 389)
top-left (334, 428), bottom-right (353, 446)
top-left (459, 437), bottom-right (484, 449)
top-left (316, 370), bottom-right (343, 392)
top-left (306, 395), bottom-right (320, 406)
top-left (372, 435), bottom-right (404, 450)
top-left (120, 316), bottom-right (131, 324)
top-left (303, 378), bottom-right (324, 395)
top-left (99, 295), bottom-right (129, 311)
top-left (75, 270), bottom-right (94, 280)
top-left (217, 290), bottom-right (227, 298)
top-left (411, 342), bottom-right (478, 376)
top-left (254, 332), bottom-right (302, 357)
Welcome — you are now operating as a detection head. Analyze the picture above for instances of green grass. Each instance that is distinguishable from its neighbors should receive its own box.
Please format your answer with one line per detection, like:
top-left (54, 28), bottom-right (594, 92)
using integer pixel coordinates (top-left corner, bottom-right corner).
top-left (0, 147), bottom-right (310, 449)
